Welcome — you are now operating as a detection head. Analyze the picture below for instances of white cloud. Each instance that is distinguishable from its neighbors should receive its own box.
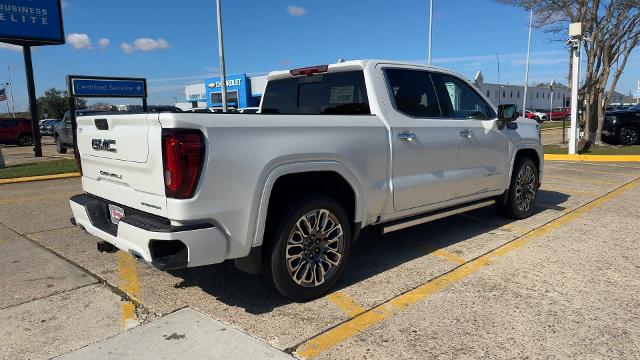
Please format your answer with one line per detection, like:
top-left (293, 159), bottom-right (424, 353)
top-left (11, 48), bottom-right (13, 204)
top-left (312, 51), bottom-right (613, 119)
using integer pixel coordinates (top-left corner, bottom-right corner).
top-left (0, 43), bottom-right (22, 52)
top-left (66, 33), bottom-right (93, 49)
top-left (287, 5), bottom-right (306, 17)
top-left (120, 38), bottom-right (170, 54)
top-left (98, 38), bottom-right (110, 48)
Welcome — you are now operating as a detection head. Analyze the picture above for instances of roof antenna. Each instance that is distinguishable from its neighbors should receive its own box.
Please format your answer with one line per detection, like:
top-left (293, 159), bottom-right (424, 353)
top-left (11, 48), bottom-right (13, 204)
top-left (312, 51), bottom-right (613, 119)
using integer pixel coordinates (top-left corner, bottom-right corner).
top-left (337, 58), bottom-right (345, 63)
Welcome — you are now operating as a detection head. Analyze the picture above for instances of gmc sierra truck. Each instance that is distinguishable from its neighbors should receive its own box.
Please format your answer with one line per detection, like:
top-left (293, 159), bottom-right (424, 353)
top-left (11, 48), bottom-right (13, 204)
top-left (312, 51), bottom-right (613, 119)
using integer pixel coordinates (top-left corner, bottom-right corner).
top-left (69, 60), bottom-right (543, 301)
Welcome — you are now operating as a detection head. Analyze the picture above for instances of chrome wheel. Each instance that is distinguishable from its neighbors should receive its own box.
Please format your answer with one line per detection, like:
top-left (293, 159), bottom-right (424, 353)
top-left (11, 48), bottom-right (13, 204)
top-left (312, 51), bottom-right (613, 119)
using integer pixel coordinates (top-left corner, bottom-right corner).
top-left (515, 165), bottom-right (536, 212)
top-left (285, 209), bottom-right (345, 288)
top-left (618, 126), bottom-right (639, 145)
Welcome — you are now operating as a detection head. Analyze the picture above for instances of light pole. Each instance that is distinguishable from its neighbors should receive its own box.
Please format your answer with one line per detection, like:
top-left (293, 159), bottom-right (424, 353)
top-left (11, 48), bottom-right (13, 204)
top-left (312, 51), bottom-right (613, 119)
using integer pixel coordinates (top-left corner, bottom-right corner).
top-left (567, 23), bottom-right (582, 155)
top-left (215, 0), bottom-right (228, 112)
top-left (522, 8), bottom-right (533, 113)
top-left (428, 0), bottom-right (433, 65)
top-left (549, 79), bottom-right (554, 122)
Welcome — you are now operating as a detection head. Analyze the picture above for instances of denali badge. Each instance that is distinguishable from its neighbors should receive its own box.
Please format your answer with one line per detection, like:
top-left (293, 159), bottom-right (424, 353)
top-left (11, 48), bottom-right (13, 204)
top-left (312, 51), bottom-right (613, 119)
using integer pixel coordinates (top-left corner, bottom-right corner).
top-left (92, 139), bottom-right (117, 152)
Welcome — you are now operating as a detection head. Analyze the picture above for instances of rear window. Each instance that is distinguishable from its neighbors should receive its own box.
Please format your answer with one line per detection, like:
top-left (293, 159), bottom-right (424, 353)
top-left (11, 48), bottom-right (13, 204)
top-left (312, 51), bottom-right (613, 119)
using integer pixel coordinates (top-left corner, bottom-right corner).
top-left (261, 70), bottom-right (370, 115)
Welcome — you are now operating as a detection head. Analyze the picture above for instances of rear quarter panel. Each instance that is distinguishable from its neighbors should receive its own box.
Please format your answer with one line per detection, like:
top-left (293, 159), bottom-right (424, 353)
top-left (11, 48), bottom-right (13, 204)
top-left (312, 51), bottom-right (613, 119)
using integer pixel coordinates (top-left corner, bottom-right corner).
top-left (158, 113), bottom-right (390, 259)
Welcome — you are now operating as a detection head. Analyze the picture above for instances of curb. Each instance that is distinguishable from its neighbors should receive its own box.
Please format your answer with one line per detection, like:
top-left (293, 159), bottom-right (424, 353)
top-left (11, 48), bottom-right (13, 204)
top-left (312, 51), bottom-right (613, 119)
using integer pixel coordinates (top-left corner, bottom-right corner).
top-left (0, 172), bottom-right (81, 185)
top-left (544, 154), bottom-right (640, 162)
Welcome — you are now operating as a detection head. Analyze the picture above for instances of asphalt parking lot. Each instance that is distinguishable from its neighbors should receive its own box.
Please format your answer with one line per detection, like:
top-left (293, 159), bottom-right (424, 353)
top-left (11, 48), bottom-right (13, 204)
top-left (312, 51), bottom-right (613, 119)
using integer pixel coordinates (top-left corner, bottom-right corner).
top-left (1, 159), bottom-right (640, 359)
top-left (0, 137), bottom-right (74, 166)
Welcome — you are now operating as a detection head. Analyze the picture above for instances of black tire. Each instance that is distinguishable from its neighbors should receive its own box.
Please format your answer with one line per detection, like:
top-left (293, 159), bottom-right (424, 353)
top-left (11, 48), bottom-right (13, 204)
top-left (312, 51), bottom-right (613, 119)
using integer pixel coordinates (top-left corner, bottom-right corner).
top-left (616, 125), bottom-right (639, 146)
top-left (55, 135), bottom-right (67, 154)
top-left (497, 157), bottom-right (539, 219)
top-left (268, 195), bottom-right (351, 301)
top-left (18, 134), bottom-right (32, 146)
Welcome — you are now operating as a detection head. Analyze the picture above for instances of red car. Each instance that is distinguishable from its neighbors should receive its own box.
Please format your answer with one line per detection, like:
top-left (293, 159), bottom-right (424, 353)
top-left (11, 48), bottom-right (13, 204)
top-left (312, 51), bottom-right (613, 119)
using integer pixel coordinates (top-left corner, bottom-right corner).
top-left (548, 107), bottom-right (571, 121)
top-left (0, 118), bottom-right (33, 146)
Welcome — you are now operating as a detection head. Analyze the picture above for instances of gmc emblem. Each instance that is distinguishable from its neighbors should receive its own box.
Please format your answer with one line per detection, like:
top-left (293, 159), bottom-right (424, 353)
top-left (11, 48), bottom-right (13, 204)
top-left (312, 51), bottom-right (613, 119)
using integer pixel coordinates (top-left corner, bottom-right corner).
top-left (92, 139), bottom-right (117, 153)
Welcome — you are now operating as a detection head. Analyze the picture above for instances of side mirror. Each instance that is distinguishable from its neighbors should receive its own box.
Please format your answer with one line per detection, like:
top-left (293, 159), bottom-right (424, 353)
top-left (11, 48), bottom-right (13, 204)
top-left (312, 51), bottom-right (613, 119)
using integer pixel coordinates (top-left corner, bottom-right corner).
top-left (497, 104), bottom-right (518, 129)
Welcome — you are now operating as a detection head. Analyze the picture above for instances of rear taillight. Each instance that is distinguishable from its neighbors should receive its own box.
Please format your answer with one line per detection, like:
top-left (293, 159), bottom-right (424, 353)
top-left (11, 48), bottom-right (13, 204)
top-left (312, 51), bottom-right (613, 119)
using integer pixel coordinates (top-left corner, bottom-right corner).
top-left (162, 129), bottom-right (205, 199)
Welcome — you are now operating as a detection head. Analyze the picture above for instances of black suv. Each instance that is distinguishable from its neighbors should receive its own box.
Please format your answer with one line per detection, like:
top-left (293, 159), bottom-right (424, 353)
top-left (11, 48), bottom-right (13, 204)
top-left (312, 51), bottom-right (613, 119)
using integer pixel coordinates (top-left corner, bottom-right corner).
top-left (603, 104), bottom-right (640, 145)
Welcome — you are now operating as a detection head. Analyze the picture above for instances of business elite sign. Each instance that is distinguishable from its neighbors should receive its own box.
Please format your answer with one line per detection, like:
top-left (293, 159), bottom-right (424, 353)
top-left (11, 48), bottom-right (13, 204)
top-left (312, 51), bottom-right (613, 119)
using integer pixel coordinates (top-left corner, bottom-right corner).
top-left (0, 0), bottom-right (65, 45)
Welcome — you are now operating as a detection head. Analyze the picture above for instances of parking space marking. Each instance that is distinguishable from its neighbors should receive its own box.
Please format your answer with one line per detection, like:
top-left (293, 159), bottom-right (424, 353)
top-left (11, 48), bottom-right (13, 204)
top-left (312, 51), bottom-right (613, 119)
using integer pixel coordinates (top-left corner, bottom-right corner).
top-left (326, 291), bottom-right (366, 318)
top-left (544, 175), bottom-right (619, 186)
top-left (432, 249), bottom-right (466, 265)
top-left (294, 177), bottom-right (640, 359)
top-left (117, 251), bottom-right (141, 330)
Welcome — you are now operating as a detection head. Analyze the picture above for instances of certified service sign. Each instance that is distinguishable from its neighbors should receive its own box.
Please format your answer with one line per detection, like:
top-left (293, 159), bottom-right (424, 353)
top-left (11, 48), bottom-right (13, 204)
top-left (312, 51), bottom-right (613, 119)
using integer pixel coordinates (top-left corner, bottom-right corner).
top-left (0, 0), bottom-right (65, 45)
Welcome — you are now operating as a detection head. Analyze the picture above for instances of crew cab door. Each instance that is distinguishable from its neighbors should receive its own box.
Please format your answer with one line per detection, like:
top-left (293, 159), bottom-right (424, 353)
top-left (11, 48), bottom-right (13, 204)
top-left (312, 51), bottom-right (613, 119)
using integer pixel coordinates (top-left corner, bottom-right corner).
top-left (430, 73), bottom-right (508, 198)
top-left (381, 67), bottom-right (461, 211)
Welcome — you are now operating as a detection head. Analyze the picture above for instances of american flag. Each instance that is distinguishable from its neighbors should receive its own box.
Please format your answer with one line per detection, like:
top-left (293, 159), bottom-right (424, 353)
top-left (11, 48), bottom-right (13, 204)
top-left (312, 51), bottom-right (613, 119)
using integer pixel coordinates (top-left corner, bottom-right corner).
top-left (0, 88), bottom-right (7, 101)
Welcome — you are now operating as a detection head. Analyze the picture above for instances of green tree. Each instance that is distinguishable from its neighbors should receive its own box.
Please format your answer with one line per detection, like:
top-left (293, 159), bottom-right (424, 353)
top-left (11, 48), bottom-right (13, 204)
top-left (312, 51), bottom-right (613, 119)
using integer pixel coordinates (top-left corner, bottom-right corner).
top-left (498, 0), bottom-right (640, 144)
top-left (36, 88), bottom-right (87, 119)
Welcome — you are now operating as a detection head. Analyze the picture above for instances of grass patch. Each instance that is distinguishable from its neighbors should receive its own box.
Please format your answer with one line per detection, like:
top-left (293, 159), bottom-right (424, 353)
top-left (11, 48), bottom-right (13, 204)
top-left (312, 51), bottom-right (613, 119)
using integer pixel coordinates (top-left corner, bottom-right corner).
top-left (544, 144), bottom-right (640, 155)
top-left (0, 159), bottom-right (78, 179)
top-left (540, 121), bottom-right (566, 129)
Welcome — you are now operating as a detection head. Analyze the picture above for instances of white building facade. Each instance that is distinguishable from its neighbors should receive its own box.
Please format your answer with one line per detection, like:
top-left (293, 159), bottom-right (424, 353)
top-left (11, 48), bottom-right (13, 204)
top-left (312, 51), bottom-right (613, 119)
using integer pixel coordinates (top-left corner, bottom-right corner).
top-left (473, 71), bottom-right (570, 112)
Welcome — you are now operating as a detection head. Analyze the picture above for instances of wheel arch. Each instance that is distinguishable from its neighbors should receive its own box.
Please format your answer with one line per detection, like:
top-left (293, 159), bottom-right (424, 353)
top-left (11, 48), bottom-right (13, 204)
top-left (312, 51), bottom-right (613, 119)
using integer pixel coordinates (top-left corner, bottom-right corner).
top-left (505, 145), bottom-right (544, 189)
top-left (251, 161), bottom-right (365, 249)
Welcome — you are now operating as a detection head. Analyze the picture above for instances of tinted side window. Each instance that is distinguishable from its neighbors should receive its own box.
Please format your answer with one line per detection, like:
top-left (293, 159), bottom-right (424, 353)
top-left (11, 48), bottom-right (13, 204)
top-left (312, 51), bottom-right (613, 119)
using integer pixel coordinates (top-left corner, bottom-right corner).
top-left (385, 69), bottom-right (441, 118)
top-left (261, 71), bottom-right (370, 115)
top-left (2, 119), bottom-right (17, 127)
top-left (432, 73), bottom-right (489, 120)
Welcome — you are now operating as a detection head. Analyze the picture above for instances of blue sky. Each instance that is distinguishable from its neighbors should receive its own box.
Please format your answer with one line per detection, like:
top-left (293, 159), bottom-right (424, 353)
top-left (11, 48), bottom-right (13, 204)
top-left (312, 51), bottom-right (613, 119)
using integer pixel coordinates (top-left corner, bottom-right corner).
top-left (1, 0), bottom-right (639, 110)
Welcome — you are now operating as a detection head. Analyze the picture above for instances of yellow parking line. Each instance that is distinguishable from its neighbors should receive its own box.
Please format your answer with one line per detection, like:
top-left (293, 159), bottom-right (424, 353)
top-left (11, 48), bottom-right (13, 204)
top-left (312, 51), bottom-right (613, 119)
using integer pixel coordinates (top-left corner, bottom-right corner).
top-left (295, 177), bottom-right (639, 359)
top-left (544, 154), bottom-right (640, 162)
top-left (117, 251), bottom-right (141, 331)
top-left (0, 172), bottom-right (81, 185)
top-left (431, 249), bottom-right (466, 265)
top-left (326, 291), bottom-right (366, 318)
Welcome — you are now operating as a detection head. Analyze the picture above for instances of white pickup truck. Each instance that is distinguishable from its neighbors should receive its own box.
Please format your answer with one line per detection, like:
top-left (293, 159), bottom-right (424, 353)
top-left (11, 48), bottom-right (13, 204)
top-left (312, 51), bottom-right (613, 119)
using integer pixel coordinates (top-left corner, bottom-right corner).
top-left (69, 60), bottom-right (543, 301)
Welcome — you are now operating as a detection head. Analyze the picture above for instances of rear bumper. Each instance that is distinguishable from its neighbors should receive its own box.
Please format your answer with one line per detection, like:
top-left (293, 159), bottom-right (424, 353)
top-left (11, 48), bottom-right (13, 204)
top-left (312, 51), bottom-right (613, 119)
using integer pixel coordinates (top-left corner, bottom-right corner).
top-left (70, 193), bottom-right (227, 269)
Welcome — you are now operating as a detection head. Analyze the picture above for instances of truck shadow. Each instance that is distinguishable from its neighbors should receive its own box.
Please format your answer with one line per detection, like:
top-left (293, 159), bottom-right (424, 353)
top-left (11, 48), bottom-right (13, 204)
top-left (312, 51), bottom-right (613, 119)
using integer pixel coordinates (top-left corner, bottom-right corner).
top-left (168, 189), bottom-right (569, 314)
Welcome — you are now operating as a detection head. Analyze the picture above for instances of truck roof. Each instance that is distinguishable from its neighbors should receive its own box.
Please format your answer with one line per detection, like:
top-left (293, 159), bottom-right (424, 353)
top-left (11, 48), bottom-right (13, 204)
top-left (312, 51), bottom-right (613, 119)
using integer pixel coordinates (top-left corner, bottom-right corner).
top-left (267, 59), bottom-right (454, 81)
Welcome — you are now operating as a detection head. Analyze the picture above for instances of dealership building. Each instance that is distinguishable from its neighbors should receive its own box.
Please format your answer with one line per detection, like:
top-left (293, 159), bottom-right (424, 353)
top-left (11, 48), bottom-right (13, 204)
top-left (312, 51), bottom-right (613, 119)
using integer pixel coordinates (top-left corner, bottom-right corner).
top-left (182, 74), bottom-right (267, 110)
top-left (181, 69), bottom-right (570, 112)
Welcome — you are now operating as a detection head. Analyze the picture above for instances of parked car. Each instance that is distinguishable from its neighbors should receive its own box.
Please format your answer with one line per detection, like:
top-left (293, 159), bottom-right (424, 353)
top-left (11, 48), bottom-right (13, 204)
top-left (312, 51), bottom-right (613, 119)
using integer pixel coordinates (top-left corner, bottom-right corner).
top-left (148, 105), bottom-right (184, 113)
top-left (0, 118), bottom-right (33, 146)
top-left (602, 103), bottom-right (640, 145)
top-left (68, 60), bottom-right (543, 301)
top-left (519, 109), bottom-right (548, 122)
top-left (39, 119), bottom-right (59, 136)
top-left (548, 107), bottom-right (570, 121)
top-left (54, 110), bottom-right (108, 153)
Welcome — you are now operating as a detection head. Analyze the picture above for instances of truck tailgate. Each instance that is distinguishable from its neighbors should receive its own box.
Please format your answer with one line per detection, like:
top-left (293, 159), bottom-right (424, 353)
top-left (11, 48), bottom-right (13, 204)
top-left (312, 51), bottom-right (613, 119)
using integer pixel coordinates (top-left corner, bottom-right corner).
top-left (76, 113), bottom-right (168, 217)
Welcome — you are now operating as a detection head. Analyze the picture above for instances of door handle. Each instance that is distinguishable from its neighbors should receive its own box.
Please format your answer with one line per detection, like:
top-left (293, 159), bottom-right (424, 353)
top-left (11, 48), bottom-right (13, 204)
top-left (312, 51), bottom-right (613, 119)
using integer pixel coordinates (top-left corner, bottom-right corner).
top-left (398, 132), bottom-right (417, 142)
top-left (459, 129), bottom-right (473, 138)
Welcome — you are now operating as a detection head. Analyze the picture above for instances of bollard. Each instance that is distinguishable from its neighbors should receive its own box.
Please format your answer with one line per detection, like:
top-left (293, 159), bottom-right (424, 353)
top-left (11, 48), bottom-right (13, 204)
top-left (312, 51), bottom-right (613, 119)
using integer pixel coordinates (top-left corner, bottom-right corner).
top-left (0, 146), bottom-right (5, 169)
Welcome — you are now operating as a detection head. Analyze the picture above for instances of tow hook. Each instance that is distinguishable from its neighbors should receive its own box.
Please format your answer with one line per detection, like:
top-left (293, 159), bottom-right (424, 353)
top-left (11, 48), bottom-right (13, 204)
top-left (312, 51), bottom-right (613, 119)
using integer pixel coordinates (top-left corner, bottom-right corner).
top-left (97, 241), bottom-right (118, 253)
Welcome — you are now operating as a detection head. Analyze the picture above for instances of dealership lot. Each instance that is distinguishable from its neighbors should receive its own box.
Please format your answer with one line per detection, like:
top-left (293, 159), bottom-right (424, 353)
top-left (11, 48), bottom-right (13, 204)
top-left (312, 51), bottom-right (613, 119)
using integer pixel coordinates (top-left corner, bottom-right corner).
top-left (1, 160), bottom-right (639, 359)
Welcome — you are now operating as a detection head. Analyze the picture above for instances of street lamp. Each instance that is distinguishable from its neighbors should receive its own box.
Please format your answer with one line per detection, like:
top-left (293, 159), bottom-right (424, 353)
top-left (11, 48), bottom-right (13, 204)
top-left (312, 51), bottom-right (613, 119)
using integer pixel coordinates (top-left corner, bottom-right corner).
top-left (428, 0), bottom-right (433, 65)
top-left (215, 0), bottom-right (228, 112)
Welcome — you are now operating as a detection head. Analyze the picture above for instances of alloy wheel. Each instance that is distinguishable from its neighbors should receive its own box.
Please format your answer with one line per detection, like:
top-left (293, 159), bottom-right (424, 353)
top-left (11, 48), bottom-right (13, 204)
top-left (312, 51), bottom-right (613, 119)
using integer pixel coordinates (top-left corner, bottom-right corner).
top-left (285, 209), bottom-right (345, 288)
top-left (515, 165), bottom-right (537, 212)
top-left (619, 126), bottom-right (639, 145)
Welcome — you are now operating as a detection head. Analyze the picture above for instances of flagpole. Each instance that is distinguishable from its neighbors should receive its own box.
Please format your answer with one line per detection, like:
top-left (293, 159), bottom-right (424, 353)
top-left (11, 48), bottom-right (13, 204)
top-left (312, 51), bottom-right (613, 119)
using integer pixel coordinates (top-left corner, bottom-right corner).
top-left (7, 66), bottom-right (15, 118)
top-left (3, 88), bottom-right (9, 116)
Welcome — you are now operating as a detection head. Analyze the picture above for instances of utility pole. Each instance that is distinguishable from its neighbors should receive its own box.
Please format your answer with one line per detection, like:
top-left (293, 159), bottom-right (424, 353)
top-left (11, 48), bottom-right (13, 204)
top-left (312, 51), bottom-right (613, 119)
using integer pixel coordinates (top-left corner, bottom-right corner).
top-left (522, 8), bottom-right (533, 113)
top-left (215, 0), bottom-right (228, 112)
top-left (549, 79), bottom-right (554, 122)
top-left (428, 0), bottom-right (433, 65)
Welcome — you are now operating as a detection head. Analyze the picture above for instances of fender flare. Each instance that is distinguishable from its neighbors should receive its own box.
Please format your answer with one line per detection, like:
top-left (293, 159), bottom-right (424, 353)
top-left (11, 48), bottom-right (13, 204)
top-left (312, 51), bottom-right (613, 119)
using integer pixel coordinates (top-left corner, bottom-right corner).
top-left (250, 161), bottom-right (365, 247)
top-left (504, 143), bottom-right (544, 189)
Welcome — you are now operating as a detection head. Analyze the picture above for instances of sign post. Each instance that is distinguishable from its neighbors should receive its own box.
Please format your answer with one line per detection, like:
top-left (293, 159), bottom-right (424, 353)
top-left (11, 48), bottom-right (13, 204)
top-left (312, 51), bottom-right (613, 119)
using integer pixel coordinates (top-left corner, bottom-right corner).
top-left (0, 0), bottom-right (66, 158)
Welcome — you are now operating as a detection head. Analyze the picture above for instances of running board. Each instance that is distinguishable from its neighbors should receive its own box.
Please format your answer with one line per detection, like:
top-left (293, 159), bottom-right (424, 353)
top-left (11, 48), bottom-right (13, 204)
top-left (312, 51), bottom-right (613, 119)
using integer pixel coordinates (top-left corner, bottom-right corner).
top-left (382, 199), bottom-right (496, 234)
